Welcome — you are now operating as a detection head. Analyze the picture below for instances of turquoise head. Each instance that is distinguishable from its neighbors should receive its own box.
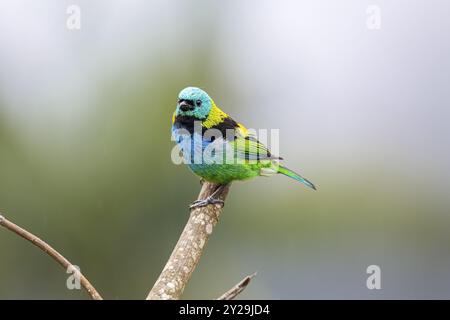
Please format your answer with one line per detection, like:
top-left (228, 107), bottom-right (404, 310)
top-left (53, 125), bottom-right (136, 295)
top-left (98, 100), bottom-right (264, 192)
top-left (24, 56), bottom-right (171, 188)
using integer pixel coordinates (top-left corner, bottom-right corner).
top-left (175, 87), bottom-right (213, 120)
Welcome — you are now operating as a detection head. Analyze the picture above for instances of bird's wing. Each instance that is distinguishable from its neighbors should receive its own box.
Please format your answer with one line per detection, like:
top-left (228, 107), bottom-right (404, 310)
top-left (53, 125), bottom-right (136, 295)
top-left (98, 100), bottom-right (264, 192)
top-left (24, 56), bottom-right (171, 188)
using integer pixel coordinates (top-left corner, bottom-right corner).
top-left (234, 123), bottom-right (282, 161)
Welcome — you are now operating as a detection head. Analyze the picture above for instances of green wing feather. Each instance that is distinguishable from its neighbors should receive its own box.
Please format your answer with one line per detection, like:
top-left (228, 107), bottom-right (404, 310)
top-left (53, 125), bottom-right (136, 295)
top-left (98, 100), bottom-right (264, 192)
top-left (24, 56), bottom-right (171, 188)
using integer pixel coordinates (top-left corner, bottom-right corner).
top-left (233, 126), bottom-right (282, 161)
top-left (234, 137), bottom-right (278, 161)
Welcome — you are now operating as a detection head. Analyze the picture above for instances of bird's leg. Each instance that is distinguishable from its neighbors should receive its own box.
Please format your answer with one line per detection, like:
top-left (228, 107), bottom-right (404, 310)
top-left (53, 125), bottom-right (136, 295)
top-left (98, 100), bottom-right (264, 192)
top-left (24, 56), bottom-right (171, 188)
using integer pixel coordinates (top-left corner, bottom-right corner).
top-left (190, 183), bottom-right (229, 209)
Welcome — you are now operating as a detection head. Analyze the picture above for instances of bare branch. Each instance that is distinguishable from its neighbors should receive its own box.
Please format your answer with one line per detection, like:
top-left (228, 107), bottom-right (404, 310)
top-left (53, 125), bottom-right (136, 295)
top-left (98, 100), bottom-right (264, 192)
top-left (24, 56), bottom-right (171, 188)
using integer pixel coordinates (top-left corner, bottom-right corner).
top-left (217, 272), bottom-right (257, 300)
top-left (0, 213), bottom-right (103, 300)
top-left (146, 182), bottom-right (231, 300)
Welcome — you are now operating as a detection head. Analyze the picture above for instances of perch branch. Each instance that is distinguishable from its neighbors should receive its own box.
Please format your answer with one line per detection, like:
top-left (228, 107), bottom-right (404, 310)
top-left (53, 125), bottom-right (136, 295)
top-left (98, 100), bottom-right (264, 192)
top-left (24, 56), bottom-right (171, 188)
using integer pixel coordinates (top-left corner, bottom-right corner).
top-left (217, 272), bottom-right (257, 300)
top-left (0, 213), bottom-right (103, 300)
top-left (147, 182), bottom-right (231, 300)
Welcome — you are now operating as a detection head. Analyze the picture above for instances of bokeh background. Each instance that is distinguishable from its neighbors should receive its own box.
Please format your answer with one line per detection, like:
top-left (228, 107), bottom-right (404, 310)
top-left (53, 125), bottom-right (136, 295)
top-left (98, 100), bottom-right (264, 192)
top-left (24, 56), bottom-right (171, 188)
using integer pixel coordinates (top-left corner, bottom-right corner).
top-left (1, 0), bottom-right (449, 299)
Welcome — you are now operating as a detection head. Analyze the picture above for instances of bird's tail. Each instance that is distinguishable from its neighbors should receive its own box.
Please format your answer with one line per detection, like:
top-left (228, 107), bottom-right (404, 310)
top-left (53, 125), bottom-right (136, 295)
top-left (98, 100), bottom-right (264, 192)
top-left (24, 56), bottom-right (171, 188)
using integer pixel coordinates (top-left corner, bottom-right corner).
top-left (277, 166), bottom-right (316, 190)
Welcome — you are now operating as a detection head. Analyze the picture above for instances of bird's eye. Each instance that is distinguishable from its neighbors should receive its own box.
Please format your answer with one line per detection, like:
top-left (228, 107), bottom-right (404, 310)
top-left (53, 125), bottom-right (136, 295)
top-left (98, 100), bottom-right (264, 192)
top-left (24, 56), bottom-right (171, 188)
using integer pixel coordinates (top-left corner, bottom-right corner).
top-left (196, 100), bottom-right (202, 106)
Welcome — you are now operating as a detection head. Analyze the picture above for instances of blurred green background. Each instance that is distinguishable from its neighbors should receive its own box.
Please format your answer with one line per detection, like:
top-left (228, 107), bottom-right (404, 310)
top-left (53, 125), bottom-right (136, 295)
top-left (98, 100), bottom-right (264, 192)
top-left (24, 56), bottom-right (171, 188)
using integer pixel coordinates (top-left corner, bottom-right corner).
top-left (1, 0), bottom-right (450, 299)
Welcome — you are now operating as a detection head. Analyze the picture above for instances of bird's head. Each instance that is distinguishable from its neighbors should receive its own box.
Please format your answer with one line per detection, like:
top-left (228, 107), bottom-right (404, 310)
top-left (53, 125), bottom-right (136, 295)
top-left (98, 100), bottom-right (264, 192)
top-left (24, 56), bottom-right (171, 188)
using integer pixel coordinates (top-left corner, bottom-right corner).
top-left (175, 87), bottom-right (213, 119)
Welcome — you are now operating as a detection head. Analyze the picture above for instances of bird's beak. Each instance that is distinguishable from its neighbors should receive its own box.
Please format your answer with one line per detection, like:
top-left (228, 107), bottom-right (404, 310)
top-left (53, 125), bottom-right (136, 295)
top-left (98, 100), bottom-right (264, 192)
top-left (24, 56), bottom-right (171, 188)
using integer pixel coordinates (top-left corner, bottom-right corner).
top-left (179, 100), bottom-right (194, 112)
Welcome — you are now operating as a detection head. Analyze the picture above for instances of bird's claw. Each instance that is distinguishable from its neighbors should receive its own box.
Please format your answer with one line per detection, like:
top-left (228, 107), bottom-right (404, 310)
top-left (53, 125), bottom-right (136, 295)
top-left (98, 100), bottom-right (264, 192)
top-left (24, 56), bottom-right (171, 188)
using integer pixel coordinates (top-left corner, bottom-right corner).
top-left (189, 196), bottom-right (225, 209)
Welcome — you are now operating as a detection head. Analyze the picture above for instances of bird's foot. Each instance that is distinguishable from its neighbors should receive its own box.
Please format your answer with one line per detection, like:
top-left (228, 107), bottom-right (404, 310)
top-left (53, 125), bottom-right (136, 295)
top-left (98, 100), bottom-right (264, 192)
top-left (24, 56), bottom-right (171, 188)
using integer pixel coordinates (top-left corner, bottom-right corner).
top-left (189, 196), bottom-right (225, 209)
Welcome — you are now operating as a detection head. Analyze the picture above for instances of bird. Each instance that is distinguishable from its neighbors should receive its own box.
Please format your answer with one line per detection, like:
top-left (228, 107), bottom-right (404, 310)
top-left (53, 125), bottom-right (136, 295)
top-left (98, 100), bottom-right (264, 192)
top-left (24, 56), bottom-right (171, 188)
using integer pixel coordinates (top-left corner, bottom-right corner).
top-left (171, 87), bottom-right (316, 209)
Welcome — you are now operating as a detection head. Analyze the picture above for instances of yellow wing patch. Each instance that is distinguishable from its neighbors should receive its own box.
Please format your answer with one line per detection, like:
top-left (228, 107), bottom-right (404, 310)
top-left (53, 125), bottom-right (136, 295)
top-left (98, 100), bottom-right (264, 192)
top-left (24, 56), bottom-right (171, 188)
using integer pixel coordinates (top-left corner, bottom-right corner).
top-left (172, 111), bottom-right (176, 124)
top-left (237, 123), bottom-right (249, 137)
